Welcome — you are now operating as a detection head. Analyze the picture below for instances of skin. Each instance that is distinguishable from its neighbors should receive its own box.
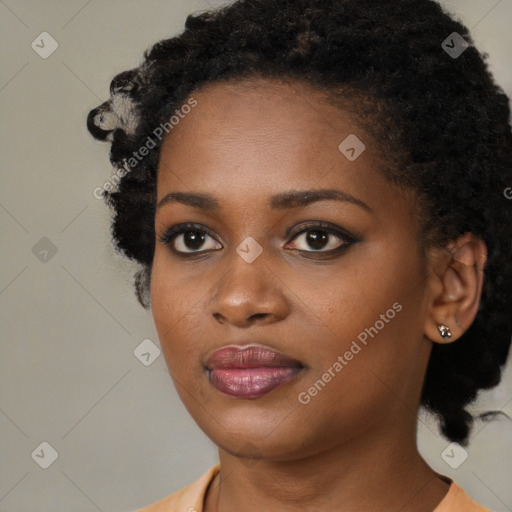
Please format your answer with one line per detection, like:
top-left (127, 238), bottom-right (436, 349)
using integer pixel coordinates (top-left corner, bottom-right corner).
top-left (150, 78), bottom-right (487, 512)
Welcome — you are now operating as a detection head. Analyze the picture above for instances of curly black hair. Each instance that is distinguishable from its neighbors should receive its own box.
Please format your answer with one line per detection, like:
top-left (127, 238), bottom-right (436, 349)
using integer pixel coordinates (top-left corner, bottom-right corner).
top-left (87, 0), bottom-right (512, 445)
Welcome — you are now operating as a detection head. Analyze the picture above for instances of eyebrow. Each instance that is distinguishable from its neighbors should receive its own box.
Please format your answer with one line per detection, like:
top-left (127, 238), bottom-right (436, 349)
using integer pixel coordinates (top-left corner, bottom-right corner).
top-left (156, 188), bottom-right (372, 213)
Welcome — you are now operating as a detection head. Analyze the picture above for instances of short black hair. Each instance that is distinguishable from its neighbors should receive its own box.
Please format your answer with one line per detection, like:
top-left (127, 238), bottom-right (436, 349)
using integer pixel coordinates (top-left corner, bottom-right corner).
top-left (87, 0), bottom-right (512, 445)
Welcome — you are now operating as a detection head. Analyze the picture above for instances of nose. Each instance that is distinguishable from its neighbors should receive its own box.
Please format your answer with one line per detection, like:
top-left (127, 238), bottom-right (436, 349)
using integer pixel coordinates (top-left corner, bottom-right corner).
top-left (209, 251), bottom-right (290, 328)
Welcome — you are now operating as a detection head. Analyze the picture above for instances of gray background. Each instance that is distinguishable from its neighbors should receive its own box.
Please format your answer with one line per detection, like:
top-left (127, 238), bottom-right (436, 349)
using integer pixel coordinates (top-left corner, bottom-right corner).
top-left (0, 1), bottom-right (511, 511)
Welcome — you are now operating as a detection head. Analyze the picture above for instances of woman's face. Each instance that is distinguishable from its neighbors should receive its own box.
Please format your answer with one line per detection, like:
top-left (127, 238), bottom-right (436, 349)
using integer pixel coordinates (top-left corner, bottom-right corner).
top-left (151, 79), bottom-right (434, 460)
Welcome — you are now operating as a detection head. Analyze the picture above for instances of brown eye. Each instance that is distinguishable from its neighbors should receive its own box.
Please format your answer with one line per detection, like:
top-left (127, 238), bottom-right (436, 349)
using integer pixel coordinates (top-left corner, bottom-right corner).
top-left (294, 228), bottom-right (346, 251)
top-left (159, 223), bottom-right (222, 254)
top-left (287, 223), bottom-right (354, 253)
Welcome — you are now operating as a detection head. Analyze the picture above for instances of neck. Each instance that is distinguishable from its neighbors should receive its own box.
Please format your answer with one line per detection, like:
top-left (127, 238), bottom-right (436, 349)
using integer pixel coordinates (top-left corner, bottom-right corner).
top-left (204, 421), bottom-right (450, 512)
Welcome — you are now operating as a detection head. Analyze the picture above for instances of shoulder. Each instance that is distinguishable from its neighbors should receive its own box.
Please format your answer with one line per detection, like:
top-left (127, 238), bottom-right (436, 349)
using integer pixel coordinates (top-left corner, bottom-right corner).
top-left (434, 481), bottom-right (494, 512)
top-left (134, 464), bottom-right (220, 512)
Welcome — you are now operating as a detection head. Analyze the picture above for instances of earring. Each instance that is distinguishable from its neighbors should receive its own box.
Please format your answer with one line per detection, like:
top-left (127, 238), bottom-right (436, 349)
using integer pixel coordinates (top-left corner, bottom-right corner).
top-left (437, 323), bottom-right (452, 340)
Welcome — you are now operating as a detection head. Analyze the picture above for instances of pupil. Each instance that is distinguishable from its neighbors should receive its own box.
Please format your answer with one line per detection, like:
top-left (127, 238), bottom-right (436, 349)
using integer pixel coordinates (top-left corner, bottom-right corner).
top-left (184, 231), bottom-right (205, 250)
top-left (307, 230), bottom-right (328, 250)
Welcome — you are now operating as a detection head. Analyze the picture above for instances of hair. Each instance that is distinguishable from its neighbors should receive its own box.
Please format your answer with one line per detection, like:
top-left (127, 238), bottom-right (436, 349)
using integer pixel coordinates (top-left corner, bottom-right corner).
top-left (87, 0), bottom-right (512, 445)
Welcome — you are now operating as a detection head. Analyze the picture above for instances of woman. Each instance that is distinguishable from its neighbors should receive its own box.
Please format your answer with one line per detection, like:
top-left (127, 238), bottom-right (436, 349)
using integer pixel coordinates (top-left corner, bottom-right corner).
top-left (87, 0), bottom-right (512, 510)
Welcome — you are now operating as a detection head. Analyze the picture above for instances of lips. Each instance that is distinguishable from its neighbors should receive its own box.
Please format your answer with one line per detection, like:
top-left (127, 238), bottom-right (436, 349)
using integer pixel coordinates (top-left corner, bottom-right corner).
top-left (206, 345), bottom-right (304, 398)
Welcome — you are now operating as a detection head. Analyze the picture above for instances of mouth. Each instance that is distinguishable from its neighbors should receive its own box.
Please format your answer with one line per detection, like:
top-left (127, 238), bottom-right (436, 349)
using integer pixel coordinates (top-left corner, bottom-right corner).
top-left (205, 345), bottom-right (304, 398)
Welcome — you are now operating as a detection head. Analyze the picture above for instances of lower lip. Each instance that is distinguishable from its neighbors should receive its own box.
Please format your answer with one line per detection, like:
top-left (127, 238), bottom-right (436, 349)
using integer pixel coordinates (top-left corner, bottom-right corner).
top-left (208, 367), bottom-right (302, 398)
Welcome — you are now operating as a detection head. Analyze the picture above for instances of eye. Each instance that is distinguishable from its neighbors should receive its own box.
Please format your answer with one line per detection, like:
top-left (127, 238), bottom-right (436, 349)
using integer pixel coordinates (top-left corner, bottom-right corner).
top-left (286, 221), bottom-right (358, 254)
top-left (158, 223), bottom-right (222, 255)
top-left (159, 221), bottom-right (359, 258)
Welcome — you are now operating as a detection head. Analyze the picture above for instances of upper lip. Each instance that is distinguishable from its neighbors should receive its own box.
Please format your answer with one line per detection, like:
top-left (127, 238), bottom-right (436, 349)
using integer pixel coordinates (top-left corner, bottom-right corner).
top-left (206, 344), bottom-right (304, 370)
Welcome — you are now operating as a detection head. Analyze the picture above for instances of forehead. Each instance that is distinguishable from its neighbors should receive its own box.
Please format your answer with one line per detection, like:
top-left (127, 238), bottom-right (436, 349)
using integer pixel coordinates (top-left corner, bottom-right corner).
top-left (162, 78), bottom-right (361, 148)
top-left (157, 79), bottom-right (386, 194)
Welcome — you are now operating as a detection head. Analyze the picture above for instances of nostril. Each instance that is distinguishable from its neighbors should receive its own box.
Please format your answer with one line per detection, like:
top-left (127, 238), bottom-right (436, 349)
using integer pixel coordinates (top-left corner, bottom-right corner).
top-left (249, 313), bottom-right (268, 321)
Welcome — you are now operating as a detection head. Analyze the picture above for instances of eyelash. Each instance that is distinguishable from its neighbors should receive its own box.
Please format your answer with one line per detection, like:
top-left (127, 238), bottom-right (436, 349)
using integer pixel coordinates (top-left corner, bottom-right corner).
top-left (158, 221), bottom-right (360, 259)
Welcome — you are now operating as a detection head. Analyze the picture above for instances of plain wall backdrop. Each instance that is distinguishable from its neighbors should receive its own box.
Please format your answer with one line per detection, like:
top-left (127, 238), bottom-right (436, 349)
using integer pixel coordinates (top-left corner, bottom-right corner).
top-left (1, 0), bottom-right (511, 511)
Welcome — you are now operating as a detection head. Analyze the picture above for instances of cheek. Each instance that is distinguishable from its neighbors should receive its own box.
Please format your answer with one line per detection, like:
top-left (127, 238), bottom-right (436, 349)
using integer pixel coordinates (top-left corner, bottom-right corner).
top-left (150, 259), bottom-right (179, 333)
top-left (307, 266), bottom-right (427, 416)
top-left (150, 253), bottom-right (205, 371)
top-left (301, 250), bottom-right (419, 344)
top-left (300, 244), bottom-right (427, 378)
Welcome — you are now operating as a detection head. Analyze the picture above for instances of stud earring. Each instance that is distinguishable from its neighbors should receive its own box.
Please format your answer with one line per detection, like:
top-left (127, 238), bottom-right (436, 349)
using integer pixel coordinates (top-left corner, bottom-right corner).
top-left (437, 323), bottom-right (452, 340)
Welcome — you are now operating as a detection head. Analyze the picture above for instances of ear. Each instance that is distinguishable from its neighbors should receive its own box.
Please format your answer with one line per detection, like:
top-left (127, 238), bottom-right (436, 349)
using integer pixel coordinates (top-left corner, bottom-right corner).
top-left (424, 233), bottom-right (487, 344)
